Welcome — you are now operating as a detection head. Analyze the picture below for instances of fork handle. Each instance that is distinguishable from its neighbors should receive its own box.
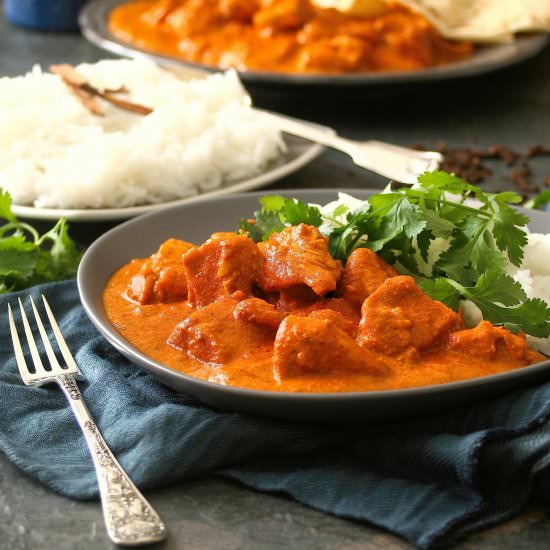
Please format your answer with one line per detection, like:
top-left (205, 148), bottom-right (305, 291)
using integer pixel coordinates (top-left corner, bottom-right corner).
top-left (259, 110), bottom-right (441, 183)
top-left (56, 374), bottom-right (166, 546)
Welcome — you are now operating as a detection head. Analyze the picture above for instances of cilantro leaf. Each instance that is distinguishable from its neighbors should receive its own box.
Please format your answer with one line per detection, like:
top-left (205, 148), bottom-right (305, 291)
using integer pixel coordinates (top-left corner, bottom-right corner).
top-left (238, 218), bottom-right (264, 242)
top-left (0, 189), bottom-right (16, 222)
top-left (477, 298), bottom-right (550, 338)
top-left (417, 170), bottom-right (486, 203)
top-left (423, 270), bottom-right (550, 338)
top-left (332, 204), bottom-right (349, 217)
top-left (491, 206), bottom-right (529, 266)
top-left (259, 195), bottom-right (286, 211)
top-left (0, 189), bottom-right (82, 293)
top-left (239, 196), bottom-right (322, 242)
top-left (37, 219), bottom-right (82, 279)
top-left (524, 189), bottom-right (550, 210)
top-left (492, 191), bottom-right (523, 205)
top-left (0, 240), bottom-right (39, 280)
top-left (416, 229), bottom-right (434, 262)
top-left (469, 268), bottom-right (527, 306)
top-left (282, 198), bottom-right (322, 227)
top-left (419, 278), bottom-right (462, 310)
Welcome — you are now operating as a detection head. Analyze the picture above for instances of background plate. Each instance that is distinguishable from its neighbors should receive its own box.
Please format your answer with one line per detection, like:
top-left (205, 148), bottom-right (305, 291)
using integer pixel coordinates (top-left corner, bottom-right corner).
top-left (80, 0), bottom-right (549, 87)
top-left (77, 189), bottom-right (550, 422)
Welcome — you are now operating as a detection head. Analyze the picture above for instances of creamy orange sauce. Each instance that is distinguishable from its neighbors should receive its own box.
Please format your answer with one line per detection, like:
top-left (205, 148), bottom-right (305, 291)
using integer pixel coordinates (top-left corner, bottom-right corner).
top-left (108, 0), bottom-right (473, 74)
top-left (103, 251), bottom-right (544, 393)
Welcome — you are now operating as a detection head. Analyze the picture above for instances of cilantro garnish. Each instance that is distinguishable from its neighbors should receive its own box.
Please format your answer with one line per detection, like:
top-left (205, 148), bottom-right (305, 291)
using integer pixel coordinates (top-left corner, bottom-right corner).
top-left (524, 189), bottom-right (550, 210)
top-left (238, 171), bottom-right (550, 338)
top-left (0, 189), bottom-right (82, 293)
top-left (420, 270), bottom-right (550, 338)
top-left (239, 196), bottom-right (321, 241)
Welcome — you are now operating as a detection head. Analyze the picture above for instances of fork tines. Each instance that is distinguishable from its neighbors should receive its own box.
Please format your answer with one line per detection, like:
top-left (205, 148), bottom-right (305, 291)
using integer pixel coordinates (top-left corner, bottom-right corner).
top-left (8, 295), bottom-right (81, 385)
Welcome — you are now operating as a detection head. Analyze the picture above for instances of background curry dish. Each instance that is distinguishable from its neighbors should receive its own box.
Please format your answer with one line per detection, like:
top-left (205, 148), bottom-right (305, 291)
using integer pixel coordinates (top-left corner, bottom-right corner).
top-left (109, 0), bottom-right (473, 73)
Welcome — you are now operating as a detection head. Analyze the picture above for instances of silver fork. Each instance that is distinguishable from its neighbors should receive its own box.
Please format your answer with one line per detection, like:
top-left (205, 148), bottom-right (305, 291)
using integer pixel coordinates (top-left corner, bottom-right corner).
top-left (8, 295), bottom-right (166, 547)
top-left (259, 110), bottom-right (442, 184)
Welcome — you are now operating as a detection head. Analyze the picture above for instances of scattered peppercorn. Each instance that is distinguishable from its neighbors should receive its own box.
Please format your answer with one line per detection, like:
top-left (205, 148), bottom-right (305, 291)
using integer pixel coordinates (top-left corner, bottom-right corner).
top-left (508, 164), bottom-right (540, 194)
top-left (410, 143), bottom-right (550, 195)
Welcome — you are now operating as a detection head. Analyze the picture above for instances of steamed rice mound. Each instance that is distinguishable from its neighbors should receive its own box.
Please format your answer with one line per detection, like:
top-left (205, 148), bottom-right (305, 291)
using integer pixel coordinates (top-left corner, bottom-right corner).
top-left (0, 60), bottom-right (284, 209)
top-left (511, 234), bottom-right (550, 355)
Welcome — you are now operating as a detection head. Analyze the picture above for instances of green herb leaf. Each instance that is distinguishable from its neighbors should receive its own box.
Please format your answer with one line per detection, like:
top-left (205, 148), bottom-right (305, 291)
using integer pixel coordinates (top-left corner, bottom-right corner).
top-left (524, 189), bottom-right (550, 210)
top-left (259, 195), bottom-right (286, 211)
top-left (419, 278), bottom-right (462, 310)
top-left (0, 190), bottom-right (16, 222)
top-left (238, 218), bottom-right (264, 242)
top-left (239, 196), bottom-right (322, 242)
top-left (282, 198), bottom-right (322, 227)
top-left (0, 240), bottom-right (39, 280)
top-left (0, 189), bottom-right (82, 293)
top-left (423, 270), bottom-right (550, 338)
top-left (468, 268), bottom-right (527, 306)
top-left (38, 219), bottom-right (82, 279)
top-left (491, 206), bottom-right (529, 266)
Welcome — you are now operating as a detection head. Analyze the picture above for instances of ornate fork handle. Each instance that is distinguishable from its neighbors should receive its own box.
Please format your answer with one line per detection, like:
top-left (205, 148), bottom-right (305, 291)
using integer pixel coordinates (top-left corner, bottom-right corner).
top-left (259, 110), bottom-right (442, 183)
top-left (57, 374), bottom-right (166, 546)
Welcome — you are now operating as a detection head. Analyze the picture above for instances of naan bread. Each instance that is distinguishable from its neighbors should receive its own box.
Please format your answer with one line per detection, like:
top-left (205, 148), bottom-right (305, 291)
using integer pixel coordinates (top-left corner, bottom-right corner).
top-left (312, 0), bottom-right (550, 42)
top-left (397, 0), bottom-right (550, 42)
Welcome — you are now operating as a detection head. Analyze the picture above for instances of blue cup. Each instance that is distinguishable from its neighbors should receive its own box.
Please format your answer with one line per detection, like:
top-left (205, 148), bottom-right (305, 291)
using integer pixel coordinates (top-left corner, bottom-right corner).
top-left (4, 0), bottom-right (88, 32)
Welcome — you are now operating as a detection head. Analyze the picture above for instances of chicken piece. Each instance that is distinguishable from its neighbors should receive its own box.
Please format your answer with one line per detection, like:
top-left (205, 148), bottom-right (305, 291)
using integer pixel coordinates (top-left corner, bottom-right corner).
top-left (183, 232), bottom-right (264, 308)
top-left (234, 298), bottom-right (286, 328)
top-left (275, 285), bottom-right (319, 311)
top-left (308, 309), bottom-right (356, 337)
top-left (253, 0), bottom-right (313, 31)
top-left (127, 238), bottom-right (195, 304)
top-left (273, 315), bottom-right (390, 380)
top-left (164, 0), bottom-right (223, 37)
top-left (141, 0), bottom-right (180, 25)
top-left (169, 299), bottom-right (275, 364)
top-left (140, 0), bottom-right (181, 27)
top-left (448, 321), bottom-right (542, 363)
top-left (297, 35), bottom-right (368, 72)
top-left (235, 292), bottom-right (360, 336)
top-left (258, 224), bottom-right (342, 296)
top-left (219, 0), bottom-right (259, 20)
top-left (292, 296), bottom-right (360, 324)
top-left (338, 247), bottom-right (398, 307)
top-left (274, 285), bottom-right (359, 322)
top-left (358, 276), bottom-right (461, 356)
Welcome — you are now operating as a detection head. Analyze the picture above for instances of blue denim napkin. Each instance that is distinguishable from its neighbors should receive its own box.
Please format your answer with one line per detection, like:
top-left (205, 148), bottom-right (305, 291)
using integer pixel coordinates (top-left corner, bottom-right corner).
top-left (1, 281), bottom-right (549, 549)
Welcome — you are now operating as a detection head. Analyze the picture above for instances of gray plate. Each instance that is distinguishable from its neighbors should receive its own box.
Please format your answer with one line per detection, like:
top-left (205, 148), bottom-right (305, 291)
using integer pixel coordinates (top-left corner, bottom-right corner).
top-left (80, 0), bottom-right (549, 87)
top-left (77, 189), bottom-right (550, 422)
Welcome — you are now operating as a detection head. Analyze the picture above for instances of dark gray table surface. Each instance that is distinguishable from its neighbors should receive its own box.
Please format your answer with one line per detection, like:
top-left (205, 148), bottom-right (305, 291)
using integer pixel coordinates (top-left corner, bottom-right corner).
top-left (1, 9), bottom-right (550, 550)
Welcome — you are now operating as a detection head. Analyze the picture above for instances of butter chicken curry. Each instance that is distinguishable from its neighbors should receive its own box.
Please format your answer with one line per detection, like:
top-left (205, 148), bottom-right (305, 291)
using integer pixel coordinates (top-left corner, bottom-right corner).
top-left (108, 0), bottom-right (473, 74)
top-left (103, 224), bottom-right (544, 393)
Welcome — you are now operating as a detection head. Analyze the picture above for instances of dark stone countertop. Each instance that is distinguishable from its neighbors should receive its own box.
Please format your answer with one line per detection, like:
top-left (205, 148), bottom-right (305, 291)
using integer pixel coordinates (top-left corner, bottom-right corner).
top-left (1, 10), bottom-right (549, 550)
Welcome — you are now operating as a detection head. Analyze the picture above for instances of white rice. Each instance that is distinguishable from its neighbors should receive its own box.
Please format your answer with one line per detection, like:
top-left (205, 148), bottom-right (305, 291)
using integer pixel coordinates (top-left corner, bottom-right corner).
top-left (320, 193), bottom-right (550, 354)
top-left (510, 234), bottom-right (550, 354)
top-left (0, 59), bottom-right (284, 209)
